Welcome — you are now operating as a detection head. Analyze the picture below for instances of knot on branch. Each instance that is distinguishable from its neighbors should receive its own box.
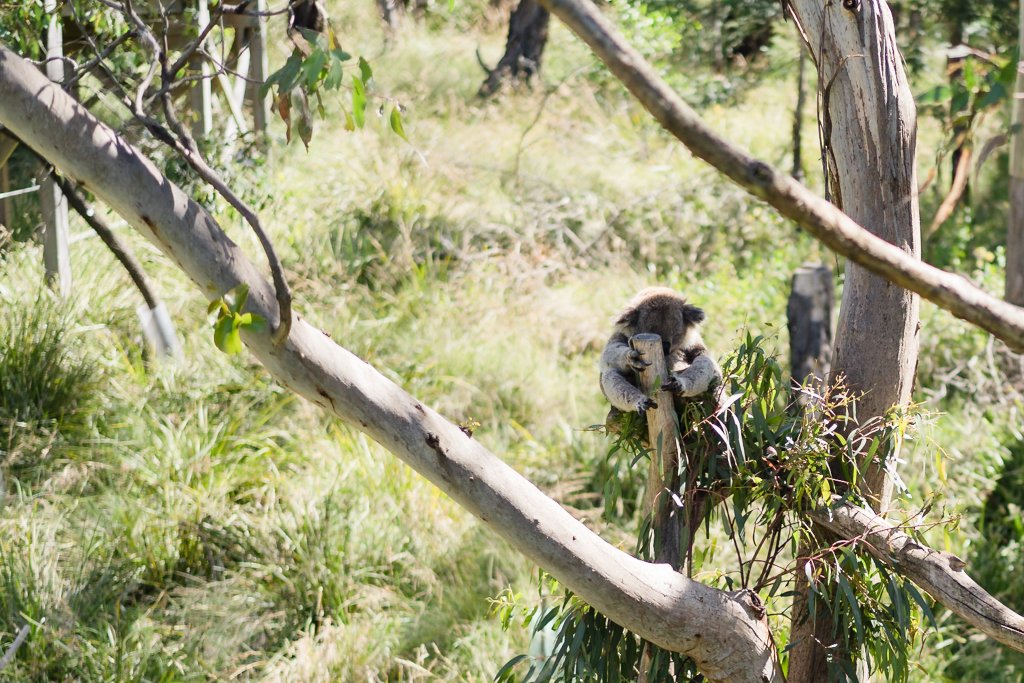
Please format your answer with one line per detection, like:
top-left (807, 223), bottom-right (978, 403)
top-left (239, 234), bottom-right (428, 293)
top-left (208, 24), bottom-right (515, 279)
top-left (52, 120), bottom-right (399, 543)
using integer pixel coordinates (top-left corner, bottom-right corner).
top-left (746, 160), bottom-right (775, 188)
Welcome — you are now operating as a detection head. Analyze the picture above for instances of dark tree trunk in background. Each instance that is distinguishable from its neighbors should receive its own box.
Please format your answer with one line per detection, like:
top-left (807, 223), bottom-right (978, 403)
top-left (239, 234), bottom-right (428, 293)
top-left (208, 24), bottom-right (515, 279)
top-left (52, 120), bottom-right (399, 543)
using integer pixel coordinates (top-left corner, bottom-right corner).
top-left (788, 263), bottom-right (833, 391)
top-left (478, 0), bottom-right (550, 96)
top-left (290, 0), bottom-right (325, 33)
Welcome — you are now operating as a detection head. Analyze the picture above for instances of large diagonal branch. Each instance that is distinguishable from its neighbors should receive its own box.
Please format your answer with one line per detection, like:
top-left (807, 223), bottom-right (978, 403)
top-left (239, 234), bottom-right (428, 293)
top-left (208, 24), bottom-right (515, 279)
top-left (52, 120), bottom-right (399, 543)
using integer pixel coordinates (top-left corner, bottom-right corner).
top-left (0, 44), bottom-right (779, 683)
top-left (811, 502), bottom-right (1024, 652)
top-left (536, 0), bottom-right (1024, 352)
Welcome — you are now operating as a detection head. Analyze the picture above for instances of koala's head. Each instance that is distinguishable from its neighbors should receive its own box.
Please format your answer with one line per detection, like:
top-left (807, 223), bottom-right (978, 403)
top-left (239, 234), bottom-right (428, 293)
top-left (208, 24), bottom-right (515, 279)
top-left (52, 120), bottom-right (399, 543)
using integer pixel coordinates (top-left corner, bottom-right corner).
top-left (617, 287), bottom-right (705, 350)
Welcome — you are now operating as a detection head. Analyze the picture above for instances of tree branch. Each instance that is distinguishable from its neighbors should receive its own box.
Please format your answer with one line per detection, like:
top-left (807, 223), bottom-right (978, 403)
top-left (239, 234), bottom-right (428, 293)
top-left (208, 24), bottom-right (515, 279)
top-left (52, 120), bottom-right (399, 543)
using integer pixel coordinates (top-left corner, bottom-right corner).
top-left (535, 0), bottom-right (1024, 352)
top-left (51, 172), bottom-right (161, 310)
top-left (810, 502), bottom-right (1024, 653)
top-left (0, 43), bottom-right (780, 683)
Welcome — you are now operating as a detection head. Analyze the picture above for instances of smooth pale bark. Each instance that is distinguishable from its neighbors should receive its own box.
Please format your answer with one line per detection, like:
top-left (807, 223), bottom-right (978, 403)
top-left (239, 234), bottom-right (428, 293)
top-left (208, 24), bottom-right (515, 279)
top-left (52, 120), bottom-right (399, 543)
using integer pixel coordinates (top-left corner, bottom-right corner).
top-left (0, 44), bottom-right (780, 683)
top-left (535, 0), bottom-right (1024, 353)
top-left (633, 333), bottom-right (684, 569)
top-left (788, 0), bottom-right (919, 508)
top-left (1008, 0), bottom-right (1024, 306)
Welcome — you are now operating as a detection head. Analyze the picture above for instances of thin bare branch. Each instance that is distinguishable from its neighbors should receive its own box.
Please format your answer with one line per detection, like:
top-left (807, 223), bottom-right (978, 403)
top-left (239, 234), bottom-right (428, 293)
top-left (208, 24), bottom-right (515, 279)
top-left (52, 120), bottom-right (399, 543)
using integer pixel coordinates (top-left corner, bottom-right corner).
top-left (116, 5), bottom-right (293, 344)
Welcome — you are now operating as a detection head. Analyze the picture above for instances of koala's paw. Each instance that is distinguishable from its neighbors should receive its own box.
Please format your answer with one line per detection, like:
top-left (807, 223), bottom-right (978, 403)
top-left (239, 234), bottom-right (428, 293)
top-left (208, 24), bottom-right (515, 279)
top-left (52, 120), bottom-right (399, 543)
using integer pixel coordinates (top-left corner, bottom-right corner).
top-left (635, 397), bottom-right (658, 414)
top-left (626, 349), bottom-right (651, 371)
top-left (662, 377), bottom-right (683, 394)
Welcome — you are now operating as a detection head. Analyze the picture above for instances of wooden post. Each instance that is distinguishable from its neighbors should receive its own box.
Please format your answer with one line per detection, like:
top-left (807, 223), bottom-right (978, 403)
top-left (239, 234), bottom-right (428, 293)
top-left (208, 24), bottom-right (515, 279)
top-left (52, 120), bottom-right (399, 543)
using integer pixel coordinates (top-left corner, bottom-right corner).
top-left (632, 332), bottom-right (684, 570)
top-left (247, 0), bottom-right (271, 138)
top-left (42, 0), bottom-right (71, 297)
top-left (190, 0), bottom-right (213, 139)
top-left (787, 263), bottom-right (833, 392)
top-left (0, 132), bottom-right (16, 231)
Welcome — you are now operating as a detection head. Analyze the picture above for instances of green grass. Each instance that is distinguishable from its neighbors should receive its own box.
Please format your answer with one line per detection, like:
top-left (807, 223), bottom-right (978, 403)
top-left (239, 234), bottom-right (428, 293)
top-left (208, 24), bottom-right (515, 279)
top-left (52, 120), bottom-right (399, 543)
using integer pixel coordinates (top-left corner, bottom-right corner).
top-left (0, 1), bottom-right (1021, 680)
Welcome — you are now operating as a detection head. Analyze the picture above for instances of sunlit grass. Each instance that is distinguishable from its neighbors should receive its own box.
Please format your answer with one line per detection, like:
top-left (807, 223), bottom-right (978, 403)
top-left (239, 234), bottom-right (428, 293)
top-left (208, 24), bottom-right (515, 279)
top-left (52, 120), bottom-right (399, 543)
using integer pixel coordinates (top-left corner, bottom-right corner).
top-left (1, 0), bottom-right (1017, 680)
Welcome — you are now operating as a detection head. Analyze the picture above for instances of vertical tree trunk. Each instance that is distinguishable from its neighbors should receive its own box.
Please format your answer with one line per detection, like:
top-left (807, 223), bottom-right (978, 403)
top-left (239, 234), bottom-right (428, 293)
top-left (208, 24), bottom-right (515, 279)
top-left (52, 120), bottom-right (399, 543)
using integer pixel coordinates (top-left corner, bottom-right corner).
top-left (478, 0), bottom-right (550, 96)
top-left (1007, 0), bottom-right (1024, 306)
top-left (633, 333), bottom-right (684, 571)
top-left (785, 1), bottom-right (921, 680)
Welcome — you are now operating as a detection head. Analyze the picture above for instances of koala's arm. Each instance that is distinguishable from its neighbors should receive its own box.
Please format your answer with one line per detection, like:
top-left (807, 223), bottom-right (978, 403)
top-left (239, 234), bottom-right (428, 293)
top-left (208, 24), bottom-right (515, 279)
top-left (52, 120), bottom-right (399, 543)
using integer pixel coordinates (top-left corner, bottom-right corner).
top-left (667, 346), bottom-right (722, 398)
top-left (600, 333), bottom-right (657, 413)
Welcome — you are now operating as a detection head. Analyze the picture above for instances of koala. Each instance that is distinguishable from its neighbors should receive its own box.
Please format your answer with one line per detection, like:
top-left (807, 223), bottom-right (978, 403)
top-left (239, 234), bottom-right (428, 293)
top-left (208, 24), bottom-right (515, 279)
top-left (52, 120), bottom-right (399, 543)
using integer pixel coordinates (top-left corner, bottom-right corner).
top-left (599, 287), bottom-right (721, 416)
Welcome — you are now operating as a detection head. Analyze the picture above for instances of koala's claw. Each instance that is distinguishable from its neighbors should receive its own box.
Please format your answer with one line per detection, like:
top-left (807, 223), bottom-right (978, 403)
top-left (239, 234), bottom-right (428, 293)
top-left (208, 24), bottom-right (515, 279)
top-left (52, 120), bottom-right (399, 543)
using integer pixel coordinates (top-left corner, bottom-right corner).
top-left (627, 349), bottom-right (651, 371)
top-left (635, 397), bottom-right (658, 414)
top-left (662, 377), bottom-right (682, 394)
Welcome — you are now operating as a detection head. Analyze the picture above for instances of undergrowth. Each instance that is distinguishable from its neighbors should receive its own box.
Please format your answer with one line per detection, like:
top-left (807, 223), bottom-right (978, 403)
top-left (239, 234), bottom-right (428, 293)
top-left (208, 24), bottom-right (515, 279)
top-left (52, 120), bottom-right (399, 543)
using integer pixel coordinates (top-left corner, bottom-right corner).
top-left (0, 0), bottom-right (1020, 680)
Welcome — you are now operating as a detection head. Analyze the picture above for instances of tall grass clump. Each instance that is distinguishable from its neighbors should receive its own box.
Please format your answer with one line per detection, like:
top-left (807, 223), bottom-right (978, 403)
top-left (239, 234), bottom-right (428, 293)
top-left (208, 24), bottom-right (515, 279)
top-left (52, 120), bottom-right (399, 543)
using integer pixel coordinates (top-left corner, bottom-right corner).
top-left (0, 295), bottom-right (98, 478)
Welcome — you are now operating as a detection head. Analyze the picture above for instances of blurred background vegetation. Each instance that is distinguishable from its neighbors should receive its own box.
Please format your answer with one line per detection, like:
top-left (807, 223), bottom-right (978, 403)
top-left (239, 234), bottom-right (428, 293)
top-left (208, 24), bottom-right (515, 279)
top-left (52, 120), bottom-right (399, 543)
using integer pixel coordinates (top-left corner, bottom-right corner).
top-left (1, 0), bottom-right (1023, 679)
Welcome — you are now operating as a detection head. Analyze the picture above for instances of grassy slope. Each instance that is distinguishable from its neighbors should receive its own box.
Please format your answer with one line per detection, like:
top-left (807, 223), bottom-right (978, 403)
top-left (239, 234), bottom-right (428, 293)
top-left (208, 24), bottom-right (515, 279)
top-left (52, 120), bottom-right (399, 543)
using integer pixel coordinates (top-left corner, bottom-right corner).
top-left (0, 2), bottom-right (1020, 681)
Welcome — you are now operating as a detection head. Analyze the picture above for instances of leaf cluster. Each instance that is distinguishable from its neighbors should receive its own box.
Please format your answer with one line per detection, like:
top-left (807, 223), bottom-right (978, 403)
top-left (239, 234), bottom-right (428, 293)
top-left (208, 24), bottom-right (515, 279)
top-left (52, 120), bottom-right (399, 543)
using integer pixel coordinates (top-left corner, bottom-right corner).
top-left (259, 28), bottom-right (406, 148)
top-left (208, 283), bottom-right (267, 355)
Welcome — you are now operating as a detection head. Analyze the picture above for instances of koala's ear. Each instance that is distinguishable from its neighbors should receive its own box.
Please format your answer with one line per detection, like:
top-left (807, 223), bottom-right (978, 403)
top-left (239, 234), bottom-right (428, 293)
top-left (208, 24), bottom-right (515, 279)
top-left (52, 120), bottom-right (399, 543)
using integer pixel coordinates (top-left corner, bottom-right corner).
top-left (616, 306), bottom-right (639, 328)
top-left (684, 305), bottom-right (706, 326)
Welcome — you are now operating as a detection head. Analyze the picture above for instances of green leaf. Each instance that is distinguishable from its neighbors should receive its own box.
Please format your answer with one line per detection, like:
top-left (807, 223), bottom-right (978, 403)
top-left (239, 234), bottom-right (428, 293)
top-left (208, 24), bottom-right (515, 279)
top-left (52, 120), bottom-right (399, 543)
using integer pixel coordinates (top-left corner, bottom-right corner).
top-left (213, 315), bottom-right (234, 353)
top-left (324, 58), bottom-right (344, 90)
top-left (837, 573), bottom-right (864, 644)
top-left (976, 80), bottom-right (1008, 111)
top-left (358, 56), bottom-right (373, 84)
top-left (494, 654), bottom-right (529, 681)
top-left (301, 48), bottom-right (327, 89)
top-left (904, 583), bottom-right (937, 629)
top-left (389, 106), bottom-right (407, 140)
top-left (229, 283), bottom-right (250, 314)
top-left (352, 76), bottom-right (366, 128)
top-left (259, 50), bottom-right (303, 99)
top-left (207, 298), bottom-right (227, 315)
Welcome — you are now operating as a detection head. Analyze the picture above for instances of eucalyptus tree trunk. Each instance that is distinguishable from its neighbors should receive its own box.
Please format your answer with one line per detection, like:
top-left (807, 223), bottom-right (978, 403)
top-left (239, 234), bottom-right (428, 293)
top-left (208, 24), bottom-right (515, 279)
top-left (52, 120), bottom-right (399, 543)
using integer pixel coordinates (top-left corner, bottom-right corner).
top-left (1007, 0), bottom-right (1024, 307)
top-left (784, 1), bottom-right (921, 680)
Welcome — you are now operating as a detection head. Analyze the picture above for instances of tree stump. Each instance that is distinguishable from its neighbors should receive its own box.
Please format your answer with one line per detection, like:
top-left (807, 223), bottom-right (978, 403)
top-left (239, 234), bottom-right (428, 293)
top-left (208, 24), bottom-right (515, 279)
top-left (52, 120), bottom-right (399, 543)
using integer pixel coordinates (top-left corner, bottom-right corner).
top-left (787, 263), bottom-right (833, 392)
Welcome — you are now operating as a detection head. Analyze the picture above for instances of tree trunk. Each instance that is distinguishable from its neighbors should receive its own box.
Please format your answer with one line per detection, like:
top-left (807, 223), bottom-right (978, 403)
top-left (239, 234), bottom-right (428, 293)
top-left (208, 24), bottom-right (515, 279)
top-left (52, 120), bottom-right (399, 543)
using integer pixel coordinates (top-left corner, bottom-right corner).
top-left (785, 2), bottom-right (921, 680)
top-left (1008, 0), bottom-right (1024, 307)
top-left (0, 42), bottom-right (781, 683)
top-left (478, 0), bottom-right (550, 96)
top-left (633, 333), bottom-right (685, 570)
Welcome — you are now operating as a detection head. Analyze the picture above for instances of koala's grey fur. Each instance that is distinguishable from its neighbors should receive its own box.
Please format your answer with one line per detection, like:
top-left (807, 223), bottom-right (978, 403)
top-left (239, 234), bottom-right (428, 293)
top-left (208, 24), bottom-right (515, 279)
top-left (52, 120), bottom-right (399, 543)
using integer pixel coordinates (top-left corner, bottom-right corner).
top-left (599, 287), bottom-right (721, 415)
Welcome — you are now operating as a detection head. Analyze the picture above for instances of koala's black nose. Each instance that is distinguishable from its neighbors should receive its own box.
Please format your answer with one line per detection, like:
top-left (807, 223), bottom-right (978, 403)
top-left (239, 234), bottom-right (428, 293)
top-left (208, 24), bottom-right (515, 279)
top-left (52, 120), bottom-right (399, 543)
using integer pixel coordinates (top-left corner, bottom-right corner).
top-left (662, 340), bottom-right (671, 356)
